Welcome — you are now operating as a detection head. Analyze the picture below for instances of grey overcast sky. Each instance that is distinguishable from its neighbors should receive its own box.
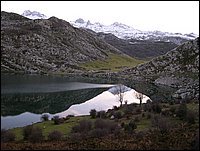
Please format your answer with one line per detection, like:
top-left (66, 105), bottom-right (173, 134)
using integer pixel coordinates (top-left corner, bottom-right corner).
top-left (1, 1), bottom-right (199, 35)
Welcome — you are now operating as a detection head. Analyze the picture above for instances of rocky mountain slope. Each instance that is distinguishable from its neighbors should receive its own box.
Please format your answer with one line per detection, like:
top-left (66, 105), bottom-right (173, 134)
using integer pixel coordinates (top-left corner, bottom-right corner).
top-left (118, 38), bottom-right (199, 100)
top-left (96, 32), bottom-right (178, 59)
top-left (21, 10), bottom-right (197, 59)
top-left (71, 18), bottom-right (198, 45)
top-left (1, 11), bottom-right (123, 74)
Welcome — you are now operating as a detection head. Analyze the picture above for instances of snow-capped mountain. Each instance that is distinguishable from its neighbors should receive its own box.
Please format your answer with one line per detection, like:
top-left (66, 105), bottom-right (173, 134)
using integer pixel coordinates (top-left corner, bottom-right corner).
top-left (22, 10), bottom-right (49, 19)
top-left (70, 18), bottom-right (198, 45)
top-left (20, 9), bottom-right (198, 45)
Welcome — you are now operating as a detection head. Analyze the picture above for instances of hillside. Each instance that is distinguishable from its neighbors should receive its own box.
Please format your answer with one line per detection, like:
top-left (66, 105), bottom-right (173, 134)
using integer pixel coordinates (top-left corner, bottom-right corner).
top-left (1, 11), bottom-right (129, 74)
top-left (118, 38), bottom-right (199, 100)
top-left (96, 32), bottom-right (178, 59)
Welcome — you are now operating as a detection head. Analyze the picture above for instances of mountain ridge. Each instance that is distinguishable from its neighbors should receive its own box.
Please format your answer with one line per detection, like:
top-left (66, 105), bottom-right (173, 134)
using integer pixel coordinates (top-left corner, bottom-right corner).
top-left (1, 11), bottom-right (125, 74)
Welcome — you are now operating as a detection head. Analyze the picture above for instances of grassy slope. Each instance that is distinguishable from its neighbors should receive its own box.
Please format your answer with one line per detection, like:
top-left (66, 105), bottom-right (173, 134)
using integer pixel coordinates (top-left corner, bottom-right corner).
top-left (11, 116), bottom-right (92, 141)
top-left (10, 103), bottom-right (199, 142)
top-left (80, 53), bottom-right (145, 71)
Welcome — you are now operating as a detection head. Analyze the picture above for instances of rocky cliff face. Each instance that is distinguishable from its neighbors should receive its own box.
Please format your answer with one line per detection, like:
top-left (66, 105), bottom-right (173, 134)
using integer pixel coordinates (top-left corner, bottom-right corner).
top-left (119, 38), bottom-right (199, 100)
top-left (1, 11), bottom-right (122, 74)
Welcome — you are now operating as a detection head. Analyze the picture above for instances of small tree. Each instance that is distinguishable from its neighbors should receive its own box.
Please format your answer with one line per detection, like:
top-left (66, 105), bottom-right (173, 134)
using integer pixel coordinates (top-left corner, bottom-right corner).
top-left (115, 84), bottom-right (126, 107)
top-left (90, 109), bottom-right (97, 119)
top-left (136, 92), bottom-right (144, 107)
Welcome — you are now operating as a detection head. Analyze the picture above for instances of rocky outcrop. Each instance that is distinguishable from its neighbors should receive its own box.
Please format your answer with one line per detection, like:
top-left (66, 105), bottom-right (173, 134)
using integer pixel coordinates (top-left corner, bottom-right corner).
top-left (1, 11), bottom-right (122, 74)
top-left (119, 38), bottom-right (199, 100)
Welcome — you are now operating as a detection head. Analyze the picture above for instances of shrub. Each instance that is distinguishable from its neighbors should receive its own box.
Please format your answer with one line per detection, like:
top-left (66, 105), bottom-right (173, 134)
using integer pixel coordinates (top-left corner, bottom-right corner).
top-left (134, 116), bottom-right (140, 122)
top-left (124, 105), bottom-right (133, 115)
top-left (151, 115), bottom-right (172, 134)
top-left (90, 109), bottom-right (97, 118)
top-left (96, 110), bottom-right (106, 119)
top-left (28, 126), bottom-right (44, 143)
top-left (41, 113), bottom-right (49, 121)
top-left (1, 129), bottom-right (15, 142)
top-left (152, 103), bottom-right (162, 113)
top-left (186, 110), bottom-right (196, 124)
top-left (94, 119), bottom-right (118, 133)
top-left (67, 114), bottom-right (75, 117)
top-left (124, 120), bottom-right (137, 133)
top-left (135, 107), bottom-right (142, 114)
top-left (114, 111), bottom-right (123, 119)
top-left (71, 119), bottom-right (92, 133)
top-left (89, 128), bottom-right (109, 138)
top-left (69, 133), bottom-right (83, 142)
top-left (48, 130), bottom-right (63, 141)
top-left (23, 125), bottom-right (44, 142)
top-left (176, 103), bottom-right (187, 120)
top-left (129, 120), bottom-right (137, 130)
top-left (52, 115), bottom-right (61, 125)
top-left (147, 113), bottom-right (152, 119)
top-left (113, 106), bottom-right (118, 110)
top-left (169, 106), bottom-right (176, 114)
top-left (142, 113), bottom-right (145, 118)
top-left (193, 129), bottom-right (199, 150)
top-left (23, 125), bottom-right (33, 140)
top-left (94, 118), bottom-right (107, 129)
top-left (121, 122), bottom-right (125, 128)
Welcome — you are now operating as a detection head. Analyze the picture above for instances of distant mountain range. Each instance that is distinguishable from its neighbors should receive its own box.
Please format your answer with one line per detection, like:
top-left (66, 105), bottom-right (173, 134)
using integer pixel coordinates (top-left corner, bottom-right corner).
top-left (19, 10), bottom-right (196, 59)
top-left (21, 10), bottom-right (198, 45)
top-left (70, 18), bottom-right (198, 45)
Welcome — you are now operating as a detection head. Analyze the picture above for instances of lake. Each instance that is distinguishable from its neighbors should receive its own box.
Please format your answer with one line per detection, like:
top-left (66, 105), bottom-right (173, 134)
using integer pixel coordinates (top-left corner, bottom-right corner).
top-left (1, 73), bottom-right (176, 130)
top-left (1, 73), bottom-right (116, 129)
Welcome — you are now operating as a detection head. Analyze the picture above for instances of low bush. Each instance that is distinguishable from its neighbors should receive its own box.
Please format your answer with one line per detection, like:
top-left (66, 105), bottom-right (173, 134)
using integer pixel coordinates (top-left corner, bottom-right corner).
top-left (23, 125), bottom-right (44, 142)
top-left (96, 110), bottom-right (106, 119)
top-left (114, 111), bottom-right (123, 119)
top-left (71, 119), bottom-right (92, 133)
top-left (40, 113), bottom-right (49, 121)
top-left (1, 129), bottom-right (15, 142)
top-left (90, 109), bottom-right (97, 118)
top-left (94, 119), bottom-right (118, 133)
top-left (52, 115), bottom-right (61, 125)
top-left (186, 110), bottom-right (196, 124)
top-left (48, 130), bottom-right (63, 141)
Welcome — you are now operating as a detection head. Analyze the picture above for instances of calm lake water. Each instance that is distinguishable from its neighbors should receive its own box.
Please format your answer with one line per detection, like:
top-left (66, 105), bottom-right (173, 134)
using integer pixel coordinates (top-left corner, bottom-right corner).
top-left (1, 73), bottom-right (176, 130)
top-left (1, 73), bottom-right (115, 129)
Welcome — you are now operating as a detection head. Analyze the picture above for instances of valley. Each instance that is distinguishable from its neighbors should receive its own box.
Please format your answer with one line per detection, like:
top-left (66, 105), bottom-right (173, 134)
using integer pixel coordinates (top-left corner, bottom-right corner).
top-left (1, 8), bottom-right (199, 150)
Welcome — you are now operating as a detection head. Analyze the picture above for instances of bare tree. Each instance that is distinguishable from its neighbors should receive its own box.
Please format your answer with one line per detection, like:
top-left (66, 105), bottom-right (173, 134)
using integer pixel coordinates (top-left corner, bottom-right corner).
top-left (136, 92), bottom-right (144, 107)
top-left (115, 84), bottom-right (126, 107)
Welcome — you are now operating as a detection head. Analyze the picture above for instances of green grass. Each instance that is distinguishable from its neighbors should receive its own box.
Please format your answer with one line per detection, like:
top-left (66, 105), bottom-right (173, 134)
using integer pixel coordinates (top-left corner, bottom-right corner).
top-left (136, 118), bottom-right (151, 131)
top-left (80, 53), bottom-right (145, 71)
top-left (11, 115), bottom-right (92, 141)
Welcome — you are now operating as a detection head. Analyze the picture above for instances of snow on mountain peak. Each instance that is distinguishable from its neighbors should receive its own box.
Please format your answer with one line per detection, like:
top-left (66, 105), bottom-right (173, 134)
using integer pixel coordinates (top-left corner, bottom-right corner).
top-left (22, 10), bottom-right (48, 19)
top-left (71, 18), bottom-right (198, 44)
top-left (75, 18), bottom-right (85, 24)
